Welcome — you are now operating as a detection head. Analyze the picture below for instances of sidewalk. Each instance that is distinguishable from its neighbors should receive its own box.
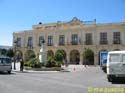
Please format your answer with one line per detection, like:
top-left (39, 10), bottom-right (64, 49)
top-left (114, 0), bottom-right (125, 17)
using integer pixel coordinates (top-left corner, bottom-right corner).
top-left (12, 70), bottom-right (59, 73)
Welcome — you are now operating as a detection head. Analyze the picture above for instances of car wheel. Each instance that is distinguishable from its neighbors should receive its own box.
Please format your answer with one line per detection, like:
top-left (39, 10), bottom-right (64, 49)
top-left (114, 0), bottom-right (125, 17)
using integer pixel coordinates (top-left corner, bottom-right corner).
top-left (107, 75), bottom-right (112, 82)
top-left (8, 71), bottom-right (11, 74)
top-left (108, 77), bottom-right (111, 82)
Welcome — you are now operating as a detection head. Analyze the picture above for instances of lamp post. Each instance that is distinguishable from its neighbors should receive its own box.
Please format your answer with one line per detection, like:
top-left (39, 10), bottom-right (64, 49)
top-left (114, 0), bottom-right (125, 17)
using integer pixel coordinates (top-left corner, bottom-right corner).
top-left (13, 40), bottom-right (17, 70)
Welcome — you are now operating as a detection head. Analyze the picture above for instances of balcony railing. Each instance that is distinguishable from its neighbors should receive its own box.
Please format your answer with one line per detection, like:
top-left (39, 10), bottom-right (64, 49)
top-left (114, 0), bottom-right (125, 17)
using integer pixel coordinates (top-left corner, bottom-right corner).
top-left (59, 42), bottom-right (65, 46)
top-left (100, 40), bottom-right (108, 45)
top-left (113, 40), bottom-right (121, 44)
top-left (71, 41), bottom-right (78, 45)
top-left (84, 40), bottom-right (93, 45)
top-left (47, 43), bottom-right (53, 46)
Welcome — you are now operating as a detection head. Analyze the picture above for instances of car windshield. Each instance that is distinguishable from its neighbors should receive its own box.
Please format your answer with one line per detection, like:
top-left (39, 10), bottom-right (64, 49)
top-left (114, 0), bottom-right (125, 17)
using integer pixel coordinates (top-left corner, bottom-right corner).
top-left (0, 58), bottom-right (11, 64)
top-left (109, 54), bottom-right (121, 62)
top-left (122, 54), bottom-right (125, 62)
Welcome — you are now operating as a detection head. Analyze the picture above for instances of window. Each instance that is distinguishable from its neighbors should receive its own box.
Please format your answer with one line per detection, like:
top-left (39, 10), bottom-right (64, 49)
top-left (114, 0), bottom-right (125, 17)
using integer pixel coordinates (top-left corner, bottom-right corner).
top-left (113, 32), bottom-right (121, 44)
top-left (71, 34), bottom-right (78, 45)
top-left (27, 37), bottom-right (33, 48)
top-left (17, 38), bottom-right (21, 47)
top-left (39, 36), bottom-right (44, 46)
top-left (122, 54), bottom-right (125, 62)
top-left (110, 54), bottom-right (121, 62)
top-left (59, 35), bottom-right (65, 45)
top-left (100, 32), bottom-right (108, 44)
top-left (48, 35), bottom-right (53, 46)
top-left (0, 58), bottom-right (11, 64)
top-left (85, 33), bottom-right (92, 45)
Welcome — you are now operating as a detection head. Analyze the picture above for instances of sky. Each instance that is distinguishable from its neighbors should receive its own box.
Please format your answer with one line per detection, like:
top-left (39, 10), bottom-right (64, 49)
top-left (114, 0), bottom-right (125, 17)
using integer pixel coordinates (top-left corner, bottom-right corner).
top-left (0, 0), bottom-right (125, 46)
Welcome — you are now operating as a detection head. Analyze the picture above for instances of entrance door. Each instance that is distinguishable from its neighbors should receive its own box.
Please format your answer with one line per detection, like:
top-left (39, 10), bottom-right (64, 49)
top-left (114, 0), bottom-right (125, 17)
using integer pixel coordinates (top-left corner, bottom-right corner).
top-left (70, 50), bottom-right (80, 64)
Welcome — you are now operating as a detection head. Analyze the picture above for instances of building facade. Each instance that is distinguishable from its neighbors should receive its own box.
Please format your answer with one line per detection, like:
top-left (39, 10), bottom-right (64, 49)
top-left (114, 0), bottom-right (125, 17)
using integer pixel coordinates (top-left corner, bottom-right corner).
top-left (13, 17), bottom-right (125, 65)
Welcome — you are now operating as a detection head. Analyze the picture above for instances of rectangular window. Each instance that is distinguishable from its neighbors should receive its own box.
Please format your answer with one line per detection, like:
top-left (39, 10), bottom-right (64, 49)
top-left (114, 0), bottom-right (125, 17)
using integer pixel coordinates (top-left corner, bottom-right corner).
top-left (85, 33), bottom-right (92, 45)
top-left (110, 54), bottom-right (121, 63)
top-left (71, 34), bottom-right (78, 45)
top-left (110, 53), bottom-right (125, 63)
top-left (59, 35), bottom-right (65, 45)
top-left (17, 37), bottom-right (21, 47)
top-left (48, 35), bottom-right (53, 46)
top-left (100, 32), bottom-right (108, 44)
top-left (113, 32), bottom-right (121, 44)
top-left (27, 37), bottom-right (33, 48)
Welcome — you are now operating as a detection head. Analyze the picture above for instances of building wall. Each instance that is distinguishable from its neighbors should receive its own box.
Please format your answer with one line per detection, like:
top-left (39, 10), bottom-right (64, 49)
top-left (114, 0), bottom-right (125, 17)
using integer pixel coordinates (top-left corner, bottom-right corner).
top-left (13, 17), bottom-right (125, 65)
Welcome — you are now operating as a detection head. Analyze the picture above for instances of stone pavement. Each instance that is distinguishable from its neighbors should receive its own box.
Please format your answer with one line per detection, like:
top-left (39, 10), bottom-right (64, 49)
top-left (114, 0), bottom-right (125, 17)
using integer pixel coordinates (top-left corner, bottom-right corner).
top-left (61, 65), bottom-right (91, 72)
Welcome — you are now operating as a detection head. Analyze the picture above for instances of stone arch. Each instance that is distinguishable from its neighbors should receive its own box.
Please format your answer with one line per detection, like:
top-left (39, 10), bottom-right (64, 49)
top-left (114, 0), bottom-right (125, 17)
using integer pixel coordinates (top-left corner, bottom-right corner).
top-left (98, 49), bottom-right (108, 65)
top-left (15, 50), bottom-right (23, 62)
top-left (47, 50), bottom-right (54, 58)
top-left (70, 50), bottom-right (80, 64)
top-left (83, 48), bottom-right (94, 65)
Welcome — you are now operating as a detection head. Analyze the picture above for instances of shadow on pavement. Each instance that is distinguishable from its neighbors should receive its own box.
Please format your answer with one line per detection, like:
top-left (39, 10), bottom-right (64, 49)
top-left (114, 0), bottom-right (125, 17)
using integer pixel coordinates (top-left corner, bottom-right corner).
top-left (0, 71), bottom-right (16, 75)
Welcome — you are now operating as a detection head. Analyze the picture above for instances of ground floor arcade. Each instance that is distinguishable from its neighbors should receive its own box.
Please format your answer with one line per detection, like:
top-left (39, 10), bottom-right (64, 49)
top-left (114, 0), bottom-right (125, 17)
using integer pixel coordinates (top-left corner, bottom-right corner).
top-left (15, 45), bottom-right (125, 65)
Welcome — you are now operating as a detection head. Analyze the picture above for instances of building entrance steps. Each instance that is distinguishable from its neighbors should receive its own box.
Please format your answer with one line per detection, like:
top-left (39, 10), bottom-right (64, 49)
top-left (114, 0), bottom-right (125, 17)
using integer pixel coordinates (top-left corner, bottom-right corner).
top-left (61, 65), bottom-right (88, 72)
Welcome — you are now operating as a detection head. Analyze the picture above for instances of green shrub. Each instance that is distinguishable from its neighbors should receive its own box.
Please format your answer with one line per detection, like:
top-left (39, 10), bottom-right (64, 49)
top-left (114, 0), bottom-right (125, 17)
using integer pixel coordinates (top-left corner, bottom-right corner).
top-left (55, 61), bottom-right (63, 67)
top-left (54, 52), bottom-right (63, 62)
top-left (24, 58), bottom-right (41, 68)
top-left (24, 50), bottom-right (36, 61)
top-left (83, 48), bottom-right (94, 65)
top-left (24, 61), bottom-right (29, 66)
top-left (45, 56), bottom-right (56, 67)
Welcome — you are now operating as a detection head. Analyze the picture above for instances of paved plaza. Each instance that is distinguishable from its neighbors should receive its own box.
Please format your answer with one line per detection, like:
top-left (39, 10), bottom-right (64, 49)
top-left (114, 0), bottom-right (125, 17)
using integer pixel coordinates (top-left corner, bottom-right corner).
top-left (0, 66), bottom-right (125, 93)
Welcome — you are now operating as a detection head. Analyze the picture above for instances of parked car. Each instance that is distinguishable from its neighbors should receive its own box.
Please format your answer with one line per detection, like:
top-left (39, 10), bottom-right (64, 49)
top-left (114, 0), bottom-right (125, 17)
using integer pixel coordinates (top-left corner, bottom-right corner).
top-left (107, 51), bottom-right (125, 82)
top-left (0, 56), bottom-right (12, 74)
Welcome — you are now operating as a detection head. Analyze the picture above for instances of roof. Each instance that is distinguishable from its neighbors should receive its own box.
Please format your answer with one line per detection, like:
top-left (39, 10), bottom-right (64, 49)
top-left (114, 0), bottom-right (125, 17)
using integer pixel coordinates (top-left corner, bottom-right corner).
top-left (108, 51), bottom-right (125, 54)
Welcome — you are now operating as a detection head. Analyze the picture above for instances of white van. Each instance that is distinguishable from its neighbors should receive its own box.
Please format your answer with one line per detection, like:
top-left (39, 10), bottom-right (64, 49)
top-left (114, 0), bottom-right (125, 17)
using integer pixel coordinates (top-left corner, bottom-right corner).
top-left (0, 56), bottom-right (12, 74)
top-left (107, 51), bottom-right (125, 82)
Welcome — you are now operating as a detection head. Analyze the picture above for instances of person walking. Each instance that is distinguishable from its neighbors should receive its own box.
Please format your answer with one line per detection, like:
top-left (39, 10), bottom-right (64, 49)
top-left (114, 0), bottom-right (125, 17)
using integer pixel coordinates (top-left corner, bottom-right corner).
top-left (20, 58), bottom-right (24, 72)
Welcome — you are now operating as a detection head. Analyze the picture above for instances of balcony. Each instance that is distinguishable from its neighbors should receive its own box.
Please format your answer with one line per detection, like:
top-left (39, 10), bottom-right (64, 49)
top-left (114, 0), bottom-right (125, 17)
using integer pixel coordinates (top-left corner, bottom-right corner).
top-left (84, 40), bottom-right (93, 45)
top-left (47, 43), bottom-right (53, 46)
top-left (100, 40), bottom-right (108, 45)
top-left (71, 41), bottom-right (78, 45)
top-left (59, 42), bottom-right (65, 46)
top-left (113, 40), bottom-right (121, 44)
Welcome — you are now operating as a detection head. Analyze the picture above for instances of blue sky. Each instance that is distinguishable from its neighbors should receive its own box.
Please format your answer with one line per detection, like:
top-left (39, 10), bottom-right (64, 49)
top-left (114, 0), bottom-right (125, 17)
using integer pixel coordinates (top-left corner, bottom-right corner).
top-left (0, 0), bottom-right (125, 46)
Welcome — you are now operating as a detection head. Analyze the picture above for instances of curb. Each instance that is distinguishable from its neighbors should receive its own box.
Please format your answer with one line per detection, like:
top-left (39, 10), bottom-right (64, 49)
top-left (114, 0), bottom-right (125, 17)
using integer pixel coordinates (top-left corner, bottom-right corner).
top-left (12, 70), bottom-right (59, 73)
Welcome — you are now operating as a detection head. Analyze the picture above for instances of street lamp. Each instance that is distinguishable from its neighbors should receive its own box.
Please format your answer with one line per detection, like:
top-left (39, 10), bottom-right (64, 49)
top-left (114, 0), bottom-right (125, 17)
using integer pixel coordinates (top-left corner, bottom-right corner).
top-left (13, 40), bottom-right (17, 70)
